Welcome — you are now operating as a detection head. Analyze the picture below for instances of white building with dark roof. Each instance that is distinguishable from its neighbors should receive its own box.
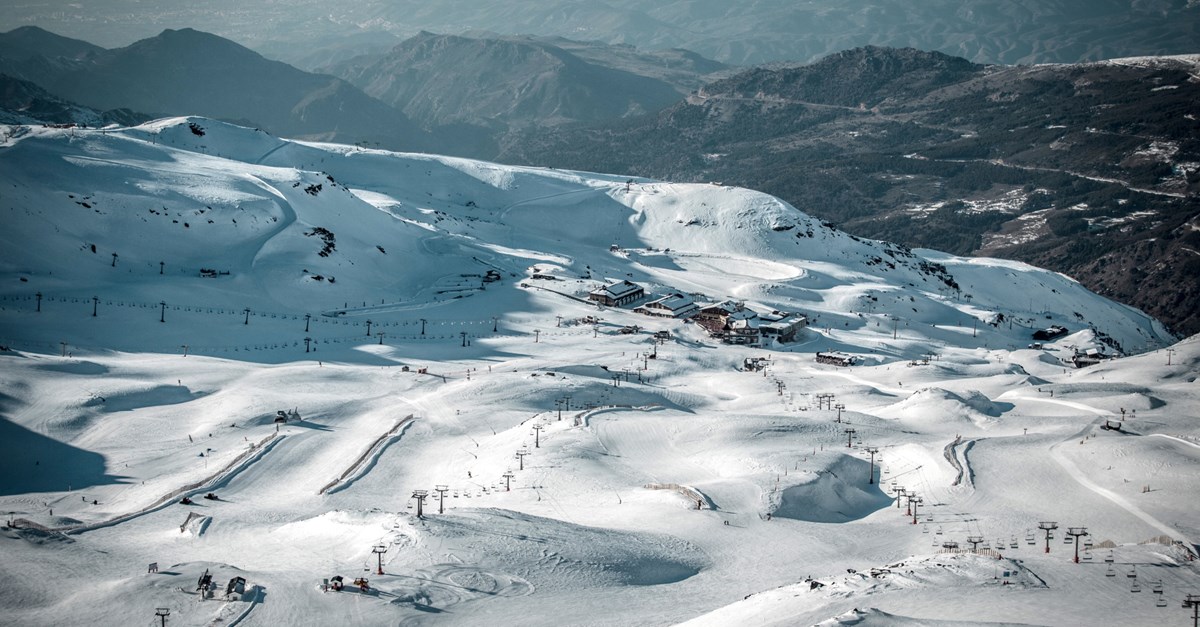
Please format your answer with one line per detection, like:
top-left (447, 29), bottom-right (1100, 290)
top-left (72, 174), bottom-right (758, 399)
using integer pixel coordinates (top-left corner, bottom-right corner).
top-left (635, 293), bottom-right (699, 318)
top-left (588, 280), bottom-right (645, 307)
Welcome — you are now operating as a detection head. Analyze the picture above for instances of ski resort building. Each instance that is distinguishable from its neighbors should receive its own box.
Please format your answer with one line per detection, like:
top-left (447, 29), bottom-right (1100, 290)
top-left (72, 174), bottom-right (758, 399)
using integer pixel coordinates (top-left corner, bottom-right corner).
top-left (758, 310), bottom-right (809, 343)
top-left (696, 301), bottom-right (760, 344)
top-left (816, 351), bottom-right (858, 367)
top-left (588, 280), bottom-right (645, 307)
top-left (1033, 325), bottom-right (1068, 341)
top-left (635, 293), bottom-right (699, 318)
top-left (1071, 348), bottom-right (1113, 368)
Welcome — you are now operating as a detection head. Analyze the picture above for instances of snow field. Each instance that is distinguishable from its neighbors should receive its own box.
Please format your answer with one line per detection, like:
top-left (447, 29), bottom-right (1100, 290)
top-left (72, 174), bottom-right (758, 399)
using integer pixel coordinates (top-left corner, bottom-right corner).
top-left (0, 118), bottom-right (1195, 626)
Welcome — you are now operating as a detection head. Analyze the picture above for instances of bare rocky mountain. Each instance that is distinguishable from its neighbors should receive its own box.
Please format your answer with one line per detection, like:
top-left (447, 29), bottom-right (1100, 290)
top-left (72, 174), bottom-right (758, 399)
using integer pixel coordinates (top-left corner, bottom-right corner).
top-left (504, 47), bottom-right (1200, 336)
top-left (0, 27), bottom-right (432, 151)
top-left (322, 31), bottom-right (724, 154)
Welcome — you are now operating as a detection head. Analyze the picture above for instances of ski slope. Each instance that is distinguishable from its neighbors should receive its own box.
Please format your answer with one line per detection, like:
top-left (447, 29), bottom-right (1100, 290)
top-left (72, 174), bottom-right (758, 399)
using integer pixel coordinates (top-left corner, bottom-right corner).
top-left (0, 118), bottom-right (1196, 626)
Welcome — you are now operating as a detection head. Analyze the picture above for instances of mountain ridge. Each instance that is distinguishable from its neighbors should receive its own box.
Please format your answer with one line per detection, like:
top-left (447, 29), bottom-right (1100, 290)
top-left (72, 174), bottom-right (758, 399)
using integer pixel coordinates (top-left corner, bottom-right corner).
top-left (504, 45), bottom-right (1200, 335)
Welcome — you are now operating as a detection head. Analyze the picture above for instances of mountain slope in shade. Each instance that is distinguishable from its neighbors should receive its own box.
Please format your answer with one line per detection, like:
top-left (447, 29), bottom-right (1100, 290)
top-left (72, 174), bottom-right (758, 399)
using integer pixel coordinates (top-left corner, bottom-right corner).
top-left (0, 27), bottom-right (431, 151)
top-left (0, 73), bottom-right (147, 126)
top-left (325, 31), bottom-right (701, 133)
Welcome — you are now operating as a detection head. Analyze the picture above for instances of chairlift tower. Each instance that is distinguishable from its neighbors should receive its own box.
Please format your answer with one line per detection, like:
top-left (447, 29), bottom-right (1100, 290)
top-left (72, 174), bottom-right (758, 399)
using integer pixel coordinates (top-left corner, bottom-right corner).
top-left (1038, 521), bottom-right (1059, 554)
top-left (834, 403), bottom-right (845, 422)
top-left (865, 447), bottom-right (879, 484)
top-left (1066, 527), bottom-right (1089, 563)
top-left (372, 544), bottom-right (387, 575)
top-left (894, 486), bottom-right (906, 509)
top-left (155, 607), bottom-right (170, 626)
top-left (967, 535), bottom-right (983, 552)
top-left (435, 485), bottom-right (449, 515)
top-left (844, 428), bottom-right (856, 448)
top-left (532, 424), bottom-right (543, 448)
top-left (515, 448), bottom-right (529, 470)
top-left (502, 470), bottom-right (514, 492)
top-left (1183, 593), bottom-right (1200, 627)
top-left (910, 495), bottom-right (923, 525)
top-left (411, 490), bottom-right (429, 518)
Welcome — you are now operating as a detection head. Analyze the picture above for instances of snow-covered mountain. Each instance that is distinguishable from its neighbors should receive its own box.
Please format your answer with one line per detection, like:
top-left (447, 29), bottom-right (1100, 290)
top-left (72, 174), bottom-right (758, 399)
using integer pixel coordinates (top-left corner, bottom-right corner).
top-left (0, 118), bottom-right (1195, 626)
top-left (0, 117), bottom-right (1172, 357)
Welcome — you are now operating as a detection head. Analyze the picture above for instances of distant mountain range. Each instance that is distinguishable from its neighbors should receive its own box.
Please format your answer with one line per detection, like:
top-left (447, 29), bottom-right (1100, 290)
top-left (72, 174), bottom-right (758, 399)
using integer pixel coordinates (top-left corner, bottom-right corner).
top-left (3, 0), bottom-right (1198, 68)
top-left (0, 27), bottom-right (431, 151)
top-left (321, 31), bottom-right (725, 154)
top-left (505, 47), bottom-right (1200, 335)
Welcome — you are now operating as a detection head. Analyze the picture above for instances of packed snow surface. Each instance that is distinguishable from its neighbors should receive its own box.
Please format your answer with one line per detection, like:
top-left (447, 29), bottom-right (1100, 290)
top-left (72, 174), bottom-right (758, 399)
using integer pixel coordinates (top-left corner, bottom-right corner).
top-left (0, 118), bottom-right (1195, 626)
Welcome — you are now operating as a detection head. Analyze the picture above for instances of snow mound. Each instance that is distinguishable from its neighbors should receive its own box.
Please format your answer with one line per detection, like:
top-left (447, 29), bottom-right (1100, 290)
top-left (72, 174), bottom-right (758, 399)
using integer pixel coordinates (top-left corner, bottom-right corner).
top-left (814, 607), bottom-right (1035, 626)
top-left (680, 553), bottom-right (1044, 627)
top-left (773, 455), bottom-right (890, 523)
top-left (881, 388), bottom-right (1010, 428)
top-left (420, 509), bottom-right (708, 589)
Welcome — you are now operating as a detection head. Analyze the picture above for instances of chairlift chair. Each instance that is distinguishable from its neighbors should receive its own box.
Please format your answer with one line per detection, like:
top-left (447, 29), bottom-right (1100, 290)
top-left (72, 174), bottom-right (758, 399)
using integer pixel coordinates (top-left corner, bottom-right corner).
top-left (1131, 581), bottom-right (1141, 593)
top-left (1106, 566), bottom-right (1116, 577)
top-left (1156, 596), bottom-right (1168, 607)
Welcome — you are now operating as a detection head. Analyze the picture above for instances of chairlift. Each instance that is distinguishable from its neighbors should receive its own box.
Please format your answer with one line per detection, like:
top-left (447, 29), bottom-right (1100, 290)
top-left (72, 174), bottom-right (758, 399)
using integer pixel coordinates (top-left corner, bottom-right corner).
top-left (1152, 581), bottom-right (1163, 594)
top-left (935, 526), bottom-right (943, 535)
top-left (1130, 582), bottom-right (1141, 593)
top-left (1063, 535), bottom-right (1073, 544)
top-left (1127, 568), bottom-right (1137, 579)
top-left (1156, 596), bottom-right (1168, 607)
top-left (1106, 566), bottom-right (1116, 577)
